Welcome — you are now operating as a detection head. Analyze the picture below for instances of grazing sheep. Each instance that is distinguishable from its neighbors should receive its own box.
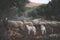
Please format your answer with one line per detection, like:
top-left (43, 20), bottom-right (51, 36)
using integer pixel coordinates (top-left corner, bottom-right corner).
top-left (26, 24), bottom-right (36, 35)
top-left (8, 20), bottom-right (25, 30)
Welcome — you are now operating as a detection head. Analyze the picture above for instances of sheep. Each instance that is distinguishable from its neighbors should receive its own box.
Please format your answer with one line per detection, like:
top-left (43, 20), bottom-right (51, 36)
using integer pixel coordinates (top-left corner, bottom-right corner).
top-left (26, 24), bottom-right (36, 35)
top-left (8, 20), bottom-right (25, 30)
top-left (40, 24), bottom-right (46, 35)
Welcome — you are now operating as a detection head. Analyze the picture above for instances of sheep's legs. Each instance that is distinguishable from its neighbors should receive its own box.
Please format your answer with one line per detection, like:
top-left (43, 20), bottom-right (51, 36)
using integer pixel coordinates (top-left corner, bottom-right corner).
top-left (28, 30), bottom-right (30, 35)
top-left (41, 30), bottom-right (46, 35)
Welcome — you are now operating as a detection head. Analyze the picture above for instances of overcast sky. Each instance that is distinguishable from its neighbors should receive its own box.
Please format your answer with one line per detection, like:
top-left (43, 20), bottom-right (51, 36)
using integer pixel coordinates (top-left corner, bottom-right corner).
top-left (29, 0), bottom-right (51, 4)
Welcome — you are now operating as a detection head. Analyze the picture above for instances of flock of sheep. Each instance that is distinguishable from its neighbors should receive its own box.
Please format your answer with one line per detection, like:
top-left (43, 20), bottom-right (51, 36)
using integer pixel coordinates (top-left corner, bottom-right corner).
top-left (7, 19), bottom-right (46, 36)
top-left (0, 17), bottom-right (60, 40)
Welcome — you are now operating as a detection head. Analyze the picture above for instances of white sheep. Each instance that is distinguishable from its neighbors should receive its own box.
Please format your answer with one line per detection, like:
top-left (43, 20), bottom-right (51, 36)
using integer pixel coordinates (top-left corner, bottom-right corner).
top-left (26, 25), bottom-right (36, 35)
top-left (40, 24), bottom-right (46, 35)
